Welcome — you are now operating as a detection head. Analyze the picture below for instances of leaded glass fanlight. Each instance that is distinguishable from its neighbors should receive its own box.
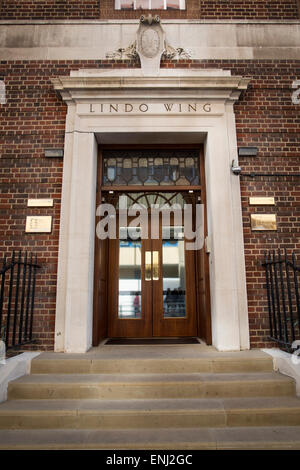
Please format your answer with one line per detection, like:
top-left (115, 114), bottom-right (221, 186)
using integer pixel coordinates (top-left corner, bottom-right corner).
top-left (103, 191), bottom-right (191, 209)
top-left (102, 150), bottom-right (200, 187)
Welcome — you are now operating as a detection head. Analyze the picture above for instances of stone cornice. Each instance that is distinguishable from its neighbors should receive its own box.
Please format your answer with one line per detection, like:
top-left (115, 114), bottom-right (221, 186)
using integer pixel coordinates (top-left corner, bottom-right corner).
top-left (52, 73), bottom-right (250, 104)
top-left (0, 19), bottom-right (300, 25)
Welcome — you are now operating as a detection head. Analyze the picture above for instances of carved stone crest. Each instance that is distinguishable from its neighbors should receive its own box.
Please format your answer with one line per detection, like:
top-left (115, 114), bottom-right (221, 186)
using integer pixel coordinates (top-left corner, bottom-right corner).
top-left (136, 15), bottom-right (165, 76)
top-left (105, 15), bottom-right (191, 75)
top-left (140, 29), bottom-right (160, 59)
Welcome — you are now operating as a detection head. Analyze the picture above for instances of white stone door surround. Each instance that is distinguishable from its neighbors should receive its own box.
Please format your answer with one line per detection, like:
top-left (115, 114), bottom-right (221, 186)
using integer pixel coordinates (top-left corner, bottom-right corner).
top-left (52, 68), bottom-right (250, 353)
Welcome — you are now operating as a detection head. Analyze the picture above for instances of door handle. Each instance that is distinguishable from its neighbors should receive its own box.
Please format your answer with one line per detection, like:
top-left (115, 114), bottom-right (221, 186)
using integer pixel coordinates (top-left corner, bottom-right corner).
top-left (145, 251), bottom-right (152, 281)
top-left (144, 251), bottom-right (160, 281)
top-left (152, 251), bottom-right (159, 281)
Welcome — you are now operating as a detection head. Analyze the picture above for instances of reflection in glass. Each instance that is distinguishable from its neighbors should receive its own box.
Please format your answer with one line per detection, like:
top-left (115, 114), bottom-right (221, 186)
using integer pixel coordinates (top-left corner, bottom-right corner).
top-left (118, 227), bottom-right (142, 319)
top-left (117, 0), bottom-right (185, 9)
top-left (162, 226), bottom-right (186, 318)
top-left (152, 0), bottom-right (165, 8)
top-left (136, 0), bottom-right (150, 8)
top-left (167, 0), bottom-right (180, 9)
top-left (119, 0), bottom-right (134, 8)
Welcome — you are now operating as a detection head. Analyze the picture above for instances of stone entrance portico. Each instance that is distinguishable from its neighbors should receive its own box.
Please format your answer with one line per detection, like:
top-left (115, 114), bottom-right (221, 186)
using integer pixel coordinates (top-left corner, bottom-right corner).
top-left (52, 68), bottom-right (250, 353)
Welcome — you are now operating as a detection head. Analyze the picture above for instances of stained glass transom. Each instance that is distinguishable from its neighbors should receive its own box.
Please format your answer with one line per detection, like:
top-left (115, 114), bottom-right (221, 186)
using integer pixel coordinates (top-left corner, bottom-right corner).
top-left (102, 150), bottom-right (200, 187)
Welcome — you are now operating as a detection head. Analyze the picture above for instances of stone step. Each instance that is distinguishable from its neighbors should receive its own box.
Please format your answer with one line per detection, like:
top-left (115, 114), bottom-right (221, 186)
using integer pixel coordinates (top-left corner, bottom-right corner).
top-left (1, 426), bottom-right (300, 450)
top-left (30, 351), bottom-right (273, 375)
top-left (7, 372), bottom-right (295, 400)
top-left (1, 397), bottom-right (300, 429)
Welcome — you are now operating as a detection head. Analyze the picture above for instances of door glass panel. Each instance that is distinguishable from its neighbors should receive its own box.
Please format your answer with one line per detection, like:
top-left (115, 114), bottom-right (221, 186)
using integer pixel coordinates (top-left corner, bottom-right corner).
top-left (118, 227), bottom-right (142, 319)
top-left (162, 226), bottom-right (186, 318)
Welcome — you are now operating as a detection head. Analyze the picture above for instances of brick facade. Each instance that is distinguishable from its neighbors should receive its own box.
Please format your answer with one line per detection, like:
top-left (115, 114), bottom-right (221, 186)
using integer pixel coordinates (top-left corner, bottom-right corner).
top-left (0, 1), bottom-right (100, 19)
top-left (0, 57), bottom-right (299, 350)
top-left (199, 0), bottom-right (300, 19)
top-left (0, 0), bottom-right (299, 20)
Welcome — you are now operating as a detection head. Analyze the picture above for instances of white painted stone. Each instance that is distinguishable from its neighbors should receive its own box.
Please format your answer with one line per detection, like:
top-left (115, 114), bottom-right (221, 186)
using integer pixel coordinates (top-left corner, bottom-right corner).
top-left (0, 21), bottom-right (299, 60)
top-left (64, 132), bottom-right (98, 353)
top-left (263, 348), bottom-right (300, 397)
top-left (70, 69), bottom-right (231, 78)
top-left (204, 126), bottom-right (243, 351)
top-left (54, 69), bottom-right (250, 353)
top-left (225, 102), bottom-right (249, 350)
top-left (54, 103), bottom-right (76, 353)
top-left (0, 352), bottom-right (40, 403)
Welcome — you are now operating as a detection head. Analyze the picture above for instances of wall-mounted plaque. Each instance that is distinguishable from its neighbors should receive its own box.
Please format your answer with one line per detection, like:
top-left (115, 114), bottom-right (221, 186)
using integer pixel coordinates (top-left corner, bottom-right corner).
top-left (25, 216), bottom-right (52, 233)
top-left (44, 149), bottom-right (64, 158)
top-left (249, 197), bottom-right (275, 206)
top-left (251, 214), bottom-right (277, 231)
top-left (27, 199), bottom-right (53, 208)
top-left (238, 147), bottom-right (258, 157)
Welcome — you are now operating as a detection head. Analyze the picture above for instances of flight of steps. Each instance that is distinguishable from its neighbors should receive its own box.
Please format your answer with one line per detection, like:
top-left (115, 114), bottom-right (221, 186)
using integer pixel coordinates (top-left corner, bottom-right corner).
top-left (0, 347), bottom-right (300, 449)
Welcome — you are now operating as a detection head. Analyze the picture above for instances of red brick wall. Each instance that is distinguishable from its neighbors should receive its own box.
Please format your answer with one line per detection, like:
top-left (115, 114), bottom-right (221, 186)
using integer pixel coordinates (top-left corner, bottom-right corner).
top-left (0, 0), bottom-right (100, 19)
top-left (199, 0), bottom-right (300, 19)
top-left (0, 0), bottom-right (299, 20)
top-left (0, 58), bottom-right (299, 350)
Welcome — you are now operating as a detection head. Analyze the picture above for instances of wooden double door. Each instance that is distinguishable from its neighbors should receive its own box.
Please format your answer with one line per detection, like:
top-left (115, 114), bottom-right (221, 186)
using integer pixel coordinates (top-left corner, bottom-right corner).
top-left (108, 216), bottom-right (198, 338)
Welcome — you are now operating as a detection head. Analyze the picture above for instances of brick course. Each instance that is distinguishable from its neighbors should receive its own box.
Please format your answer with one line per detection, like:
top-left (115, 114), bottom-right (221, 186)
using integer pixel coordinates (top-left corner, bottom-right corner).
top-left (0, 0), bottom-right (299, 20)
top-left (0, 0), bottom-right (100, 19)
top-left (0, 58), bottom-right (299, 350)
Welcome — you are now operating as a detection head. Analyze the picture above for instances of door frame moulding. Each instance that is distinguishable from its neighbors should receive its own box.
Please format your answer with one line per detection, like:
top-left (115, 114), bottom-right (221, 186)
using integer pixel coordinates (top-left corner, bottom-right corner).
top-left (52, 69), bottom-right (250, 353)
top-left (96, 144), bottom-right (211, 344)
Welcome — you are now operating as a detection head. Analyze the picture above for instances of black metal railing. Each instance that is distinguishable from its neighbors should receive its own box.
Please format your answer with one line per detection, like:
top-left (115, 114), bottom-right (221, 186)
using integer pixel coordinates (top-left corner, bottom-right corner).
top-left (263, 249), bottom-right (300, 351)
top-left (0, 251), bottom-right (40, 349)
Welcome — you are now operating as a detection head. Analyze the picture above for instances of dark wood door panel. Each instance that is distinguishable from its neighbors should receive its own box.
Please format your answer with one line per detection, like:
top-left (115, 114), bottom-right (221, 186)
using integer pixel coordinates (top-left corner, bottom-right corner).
top-left (152, 237), bottom-right (198, 337)
top-left (108, 237), bottom-right (152, 338)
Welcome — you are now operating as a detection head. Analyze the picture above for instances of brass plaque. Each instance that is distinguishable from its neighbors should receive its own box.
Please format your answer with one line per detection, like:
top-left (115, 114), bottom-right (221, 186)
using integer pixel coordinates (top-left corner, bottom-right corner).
top-left (251, 214), bottom-right (277, 231)
top-left (27, 199), bottom-right (53, 207)
top-left (249, 197), bottom-right (275, 206)
top-left (25, 216), bottom-right (52, 233)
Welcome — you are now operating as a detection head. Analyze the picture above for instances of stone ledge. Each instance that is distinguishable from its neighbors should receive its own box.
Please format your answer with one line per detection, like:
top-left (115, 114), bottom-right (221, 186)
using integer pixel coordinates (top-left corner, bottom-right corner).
top-left (0, 352), bottom-right (41, 403)
top-left (0, 19), bottom-right (300, 25)
top-left (262, 348), bottom-right (300, 397)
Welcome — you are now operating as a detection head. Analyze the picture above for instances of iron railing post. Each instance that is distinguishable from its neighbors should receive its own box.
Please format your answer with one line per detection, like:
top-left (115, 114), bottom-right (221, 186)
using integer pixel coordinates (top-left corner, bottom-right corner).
top-left (0, 254), bottom-right (7, 334)
top-left (5, 251), bottom-right (15, 346)
top-left (0, 251), bottom-right (40, 349)
top-left (264, 250), bottom-right (300, 351)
